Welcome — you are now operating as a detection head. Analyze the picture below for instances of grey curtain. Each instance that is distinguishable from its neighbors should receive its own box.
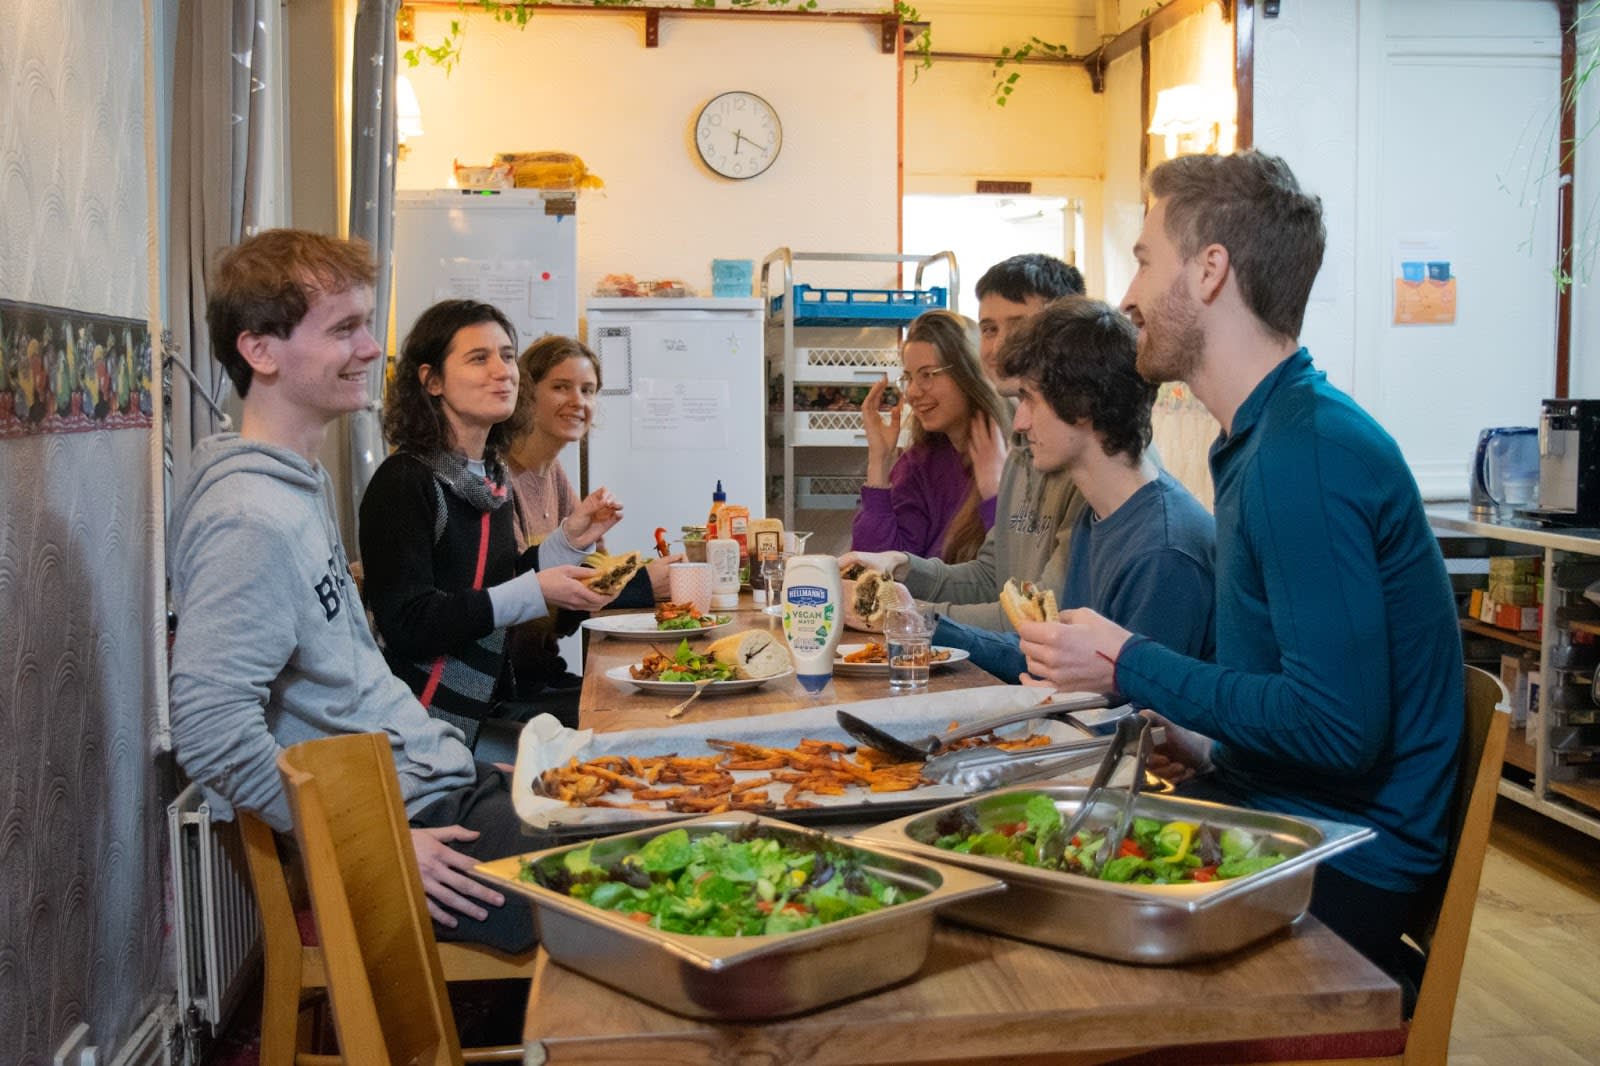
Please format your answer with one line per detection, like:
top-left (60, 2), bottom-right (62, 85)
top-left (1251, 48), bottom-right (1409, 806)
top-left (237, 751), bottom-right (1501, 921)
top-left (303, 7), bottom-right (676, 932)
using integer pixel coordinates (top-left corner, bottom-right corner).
top-left (346, 0), bottom-right (403, 527)
top-left (165, 0), bottom-right (268, 496)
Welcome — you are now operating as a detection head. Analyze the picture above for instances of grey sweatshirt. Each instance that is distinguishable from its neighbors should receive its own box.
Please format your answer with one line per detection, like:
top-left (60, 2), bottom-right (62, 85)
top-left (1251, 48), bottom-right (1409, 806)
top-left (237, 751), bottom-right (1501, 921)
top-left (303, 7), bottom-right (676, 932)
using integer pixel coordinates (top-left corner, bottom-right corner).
top-left (903, 444), bottom-right (1087, 632)
top-left (168, 434), bottom-right (476, 831)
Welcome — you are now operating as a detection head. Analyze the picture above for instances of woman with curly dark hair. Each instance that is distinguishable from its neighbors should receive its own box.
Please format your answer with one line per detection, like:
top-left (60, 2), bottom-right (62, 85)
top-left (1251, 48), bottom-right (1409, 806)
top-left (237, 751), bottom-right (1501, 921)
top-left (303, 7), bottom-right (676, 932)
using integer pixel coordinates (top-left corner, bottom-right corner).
top-left (359, 300), bottom-right (621, 758)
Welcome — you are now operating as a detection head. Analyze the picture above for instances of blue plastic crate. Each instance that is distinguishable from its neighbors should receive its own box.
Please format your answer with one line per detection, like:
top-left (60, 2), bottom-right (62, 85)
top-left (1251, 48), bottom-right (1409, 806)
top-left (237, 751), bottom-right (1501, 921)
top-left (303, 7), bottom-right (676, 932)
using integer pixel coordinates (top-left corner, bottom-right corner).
top-left (770, 284), bottom-right (947, 327)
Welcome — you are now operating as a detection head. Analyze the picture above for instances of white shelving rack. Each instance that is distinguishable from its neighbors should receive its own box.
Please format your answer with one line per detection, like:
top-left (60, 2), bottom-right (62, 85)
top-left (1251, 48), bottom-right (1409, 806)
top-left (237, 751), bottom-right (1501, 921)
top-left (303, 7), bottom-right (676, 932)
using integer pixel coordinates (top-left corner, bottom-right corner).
top-left (1430, 504), bottom-right (1600, 840)
top-left (760, 249), bottom-right (959, 538)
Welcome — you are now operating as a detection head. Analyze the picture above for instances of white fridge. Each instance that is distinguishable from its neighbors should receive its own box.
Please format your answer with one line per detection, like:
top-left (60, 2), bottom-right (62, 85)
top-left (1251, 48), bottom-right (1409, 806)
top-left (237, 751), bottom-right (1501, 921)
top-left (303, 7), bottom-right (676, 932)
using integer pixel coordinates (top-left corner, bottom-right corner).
top-left (584, 298), bottom-right (766, 556)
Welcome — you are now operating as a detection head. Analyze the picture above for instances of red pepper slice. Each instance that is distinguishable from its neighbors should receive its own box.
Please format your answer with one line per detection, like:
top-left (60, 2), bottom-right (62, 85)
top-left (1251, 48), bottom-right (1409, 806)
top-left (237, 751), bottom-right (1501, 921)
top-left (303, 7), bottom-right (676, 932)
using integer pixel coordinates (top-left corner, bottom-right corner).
top-left (1118, 838), bottom-right (1146, 859)
top-left (654, 526), bottom-right (670, 558)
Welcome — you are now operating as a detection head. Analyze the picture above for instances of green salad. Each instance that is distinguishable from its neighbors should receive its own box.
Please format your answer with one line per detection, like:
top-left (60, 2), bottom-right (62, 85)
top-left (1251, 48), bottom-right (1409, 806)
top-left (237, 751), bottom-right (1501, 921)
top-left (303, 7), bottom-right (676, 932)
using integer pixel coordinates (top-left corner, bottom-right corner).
top-left (657, 613), bottom-right (732, 631)
top-left (522, 826), bottom-right (919, 936)
top-left (650, 639), bottom-right (736, 682)
top-left (921, 793), bottom-right (1289, 885)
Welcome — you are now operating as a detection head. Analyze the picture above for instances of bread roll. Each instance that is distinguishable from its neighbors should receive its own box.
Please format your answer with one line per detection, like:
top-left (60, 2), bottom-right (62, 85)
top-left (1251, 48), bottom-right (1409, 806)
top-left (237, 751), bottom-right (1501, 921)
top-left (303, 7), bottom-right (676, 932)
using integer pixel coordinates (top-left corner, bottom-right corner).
top-left (998, 578), bottom-right (1060, 629)
top-left (706, 630), bottom-right (791, 679)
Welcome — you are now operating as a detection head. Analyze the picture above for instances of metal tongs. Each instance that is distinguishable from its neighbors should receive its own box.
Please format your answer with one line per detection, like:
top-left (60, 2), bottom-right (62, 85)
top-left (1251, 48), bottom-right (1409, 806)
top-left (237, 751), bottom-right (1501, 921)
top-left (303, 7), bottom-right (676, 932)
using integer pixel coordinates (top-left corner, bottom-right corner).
top-left (1056, 713), bottom-right (1155, 866)
top-left (921, 731), bottom-right (1114, 792)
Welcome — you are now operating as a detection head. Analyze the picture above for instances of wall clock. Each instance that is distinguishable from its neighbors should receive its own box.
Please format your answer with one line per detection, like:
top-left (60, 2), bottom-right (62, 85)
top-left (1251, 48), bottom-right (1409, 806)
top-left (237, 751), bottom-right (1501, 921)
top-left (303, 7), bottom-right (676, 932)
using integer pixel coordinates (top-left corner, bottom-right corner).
top-left (694, 91), bottom-right (782, 180)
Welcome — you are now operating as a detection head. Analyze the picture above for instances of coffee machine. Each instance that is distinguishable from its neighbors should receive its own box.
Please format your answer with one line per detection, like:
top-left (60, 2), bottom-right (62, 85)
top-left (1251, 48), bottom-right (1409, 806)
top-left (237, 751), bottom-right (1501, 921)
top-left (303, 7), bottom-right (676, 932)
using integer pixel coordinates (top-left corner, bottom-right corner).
top-left (1522, 399), bottom-right (1600, 527)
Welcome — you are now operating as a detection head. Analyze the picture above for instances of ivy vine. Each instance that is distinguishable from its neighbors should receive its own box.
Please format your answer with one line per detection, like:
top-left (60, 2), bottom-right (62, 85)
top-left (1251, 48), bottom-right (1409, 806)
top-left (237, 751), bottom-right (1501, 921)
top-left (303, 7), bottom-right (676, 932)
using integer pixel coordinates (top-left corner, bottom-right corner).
top-left (989, 36), bottom-right (1071, 107)
top-left (400, 0), bottom-right (938, 75)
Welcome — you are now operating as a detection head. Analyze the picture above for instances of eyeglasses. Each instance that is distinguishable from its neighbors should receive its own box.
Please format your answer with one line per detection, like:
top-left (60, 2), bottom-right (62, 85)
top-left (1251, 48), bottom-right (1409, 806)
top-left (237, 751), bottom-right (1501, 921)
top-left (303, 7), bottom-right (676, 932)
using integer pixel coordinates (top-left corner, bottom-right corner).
top-left (896, 365), bottom-right (952, 391)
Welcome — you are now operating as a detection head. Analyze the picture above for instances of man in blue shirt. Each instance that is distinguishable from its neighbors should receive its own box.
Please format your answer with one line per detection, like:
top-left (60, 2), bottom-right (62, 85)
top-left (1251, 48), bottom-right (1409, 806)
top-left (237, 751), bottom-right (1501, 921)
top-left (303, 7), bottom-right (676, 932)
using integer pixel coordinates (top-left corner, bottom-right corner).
top-left (1017, 152), bottom-right (1463, 986)
top-left (934, 296), bottom-right (1214, 680)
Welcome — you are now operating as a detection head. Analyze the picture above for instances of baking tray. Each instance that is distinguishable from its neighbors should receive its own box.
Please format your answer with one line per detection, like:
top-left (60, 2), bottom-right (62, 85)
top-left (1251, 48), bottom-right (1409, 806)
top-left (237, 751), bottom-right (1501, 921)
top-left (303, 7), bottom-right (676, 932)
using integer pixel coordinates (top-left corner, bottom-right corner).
top-left (852, 785), bottom-right (1374, 965)
top-left (476, 812), bottom-right (1002, 1020)
top-left (511, 688), bottom-right (1128, 841)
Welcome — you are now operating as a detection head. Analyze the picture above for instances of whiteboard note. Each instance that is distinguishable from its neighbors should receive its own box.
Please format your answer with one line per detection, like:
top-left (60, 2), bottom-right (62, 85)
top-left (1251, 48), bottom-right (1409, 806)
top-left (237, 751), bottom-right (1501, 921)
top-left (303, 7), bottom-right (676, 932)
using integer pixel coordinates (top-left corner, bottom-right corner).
top-left (439, 257), bottom-right (488, 300)
top-left (630, 378), bottom-right (730, 451)
top-left (531, 273), bottom-right (562, 320)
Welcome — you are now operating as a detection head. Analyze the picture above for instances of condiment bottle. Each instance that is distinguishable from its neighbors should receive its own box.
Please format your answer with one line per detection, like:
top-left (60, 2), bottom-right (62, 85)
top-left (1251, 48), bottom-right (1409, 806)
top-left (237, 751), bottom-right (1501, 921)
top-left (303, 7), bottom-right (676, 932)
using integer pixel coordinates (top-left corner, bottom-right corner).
top-left (781, 554), bottom-right (842, 695)
top-left (706, 480), bottom-right (727, 539)
top-left (706, 537), bottom-right (741, 611)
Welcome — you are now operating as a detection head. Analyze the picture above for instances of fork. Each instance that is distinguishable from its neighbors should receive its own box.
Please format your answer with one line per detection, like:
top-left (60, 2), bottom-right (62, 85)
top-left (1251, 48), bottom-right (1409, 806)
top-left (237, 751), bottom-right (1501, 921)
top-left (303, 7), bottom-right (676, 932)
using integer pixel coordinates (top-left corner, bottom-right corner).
top-left (666, 678), bottom-right (715, 719)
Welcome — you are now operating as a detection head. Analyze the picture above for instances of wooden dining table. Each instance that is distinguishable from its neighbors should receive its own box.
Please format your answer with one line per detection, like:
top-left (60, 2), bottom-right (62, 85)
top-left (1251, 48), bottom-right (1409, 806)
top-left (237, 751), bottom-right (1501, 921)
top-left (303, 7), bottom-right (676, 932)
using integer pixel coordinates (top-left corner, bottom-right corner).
top-left (521, 597), bottom-right (1404, 1064)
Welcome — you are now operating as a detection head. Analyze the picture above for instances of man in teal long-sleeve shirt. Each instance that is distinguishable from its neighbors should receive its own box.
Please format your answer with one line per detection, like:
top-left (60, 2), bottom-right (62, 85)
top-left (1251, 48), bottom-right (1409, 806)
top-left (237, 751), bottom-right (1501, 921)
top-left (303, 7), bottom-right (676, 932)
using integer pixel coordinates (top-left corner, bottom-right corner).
top-left (1017, 151), bottom-right (1463, 991)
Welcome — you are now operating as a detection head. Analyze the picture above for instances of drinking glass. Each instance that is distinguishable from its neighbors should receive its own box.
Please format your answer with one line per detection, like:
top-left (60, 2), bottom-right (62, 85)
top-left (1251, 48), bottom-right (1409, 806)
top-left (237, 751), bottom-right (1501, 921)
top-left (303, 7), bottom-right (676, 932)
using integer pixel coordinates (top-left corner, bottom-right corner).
top-left (759, 552), bottom-right (788, 616)
top-left (883, 604), bottom-right (935, 690)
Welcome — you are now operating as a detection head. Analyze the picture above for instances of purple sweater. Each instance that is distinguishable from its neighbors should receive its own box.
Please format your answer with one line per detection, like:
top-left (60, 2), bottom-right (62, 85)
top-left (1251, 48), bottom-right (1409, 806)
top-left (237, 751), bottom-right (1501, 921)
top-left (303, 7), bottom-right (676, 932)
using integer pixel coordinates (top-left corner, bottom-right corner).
top-left (851, 437), bottom-right (997, 561)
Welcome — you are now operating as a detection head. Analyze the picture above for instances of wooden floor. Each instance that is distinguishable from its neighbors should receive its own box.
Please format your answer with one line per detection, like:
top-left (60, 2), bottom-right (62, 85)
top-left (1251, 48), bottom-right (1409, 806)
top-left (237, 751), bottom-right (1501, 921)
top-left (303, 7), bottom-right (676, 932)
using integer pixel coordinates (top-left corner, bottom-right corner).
top-left (1450, 798), bottom-right (1600, 1063)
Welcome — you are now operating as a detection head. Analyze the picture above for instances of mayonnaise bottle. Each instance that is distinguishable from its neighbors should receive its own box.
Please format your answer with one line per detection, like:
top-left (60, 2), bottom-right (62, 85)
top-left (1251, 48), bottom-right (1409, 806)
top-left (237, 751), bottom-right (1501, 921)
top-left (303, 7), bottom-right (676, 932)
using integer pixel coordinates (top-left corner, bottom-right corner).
top-left (781, 554), bottom-right (842, 694)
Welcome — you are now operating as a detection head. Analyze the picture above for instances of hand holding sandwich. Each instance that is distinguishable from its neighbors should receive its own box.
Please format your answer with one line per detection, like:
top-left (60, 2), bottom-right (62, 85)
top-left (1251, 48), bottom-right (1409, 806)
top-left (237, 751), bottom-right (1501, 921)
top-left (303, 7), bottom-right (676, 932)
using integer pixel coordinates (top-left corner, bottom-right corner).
top-left (1015, 606), bottom-right (1132, 693)
top-left (538, 564), bottom-right (624, 612)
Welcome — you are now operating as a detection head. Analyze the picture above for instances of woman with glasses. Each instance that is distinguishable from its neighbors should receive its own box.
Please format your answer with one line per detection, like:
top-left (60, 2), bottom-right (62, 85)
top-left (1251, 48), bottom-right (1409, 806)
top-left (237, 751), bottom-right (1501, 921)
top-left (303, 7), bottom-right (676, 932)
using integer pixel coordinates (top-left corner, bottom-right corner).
top-left (850, 310), bottom-right (1009, 563)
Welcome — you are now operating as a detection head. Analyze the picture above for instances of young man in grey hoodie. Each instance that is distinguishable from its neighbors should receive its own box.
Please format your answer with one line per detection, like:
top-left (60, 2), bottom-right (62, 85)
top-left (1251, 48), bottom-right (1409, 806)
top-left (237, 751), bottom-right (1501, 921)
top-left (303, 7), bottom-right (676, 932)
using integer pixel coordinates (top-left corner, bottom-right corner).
top-left (843, 254), bottom-right (1088, 631)
top-left (166, 229), bottom-right (607, 952)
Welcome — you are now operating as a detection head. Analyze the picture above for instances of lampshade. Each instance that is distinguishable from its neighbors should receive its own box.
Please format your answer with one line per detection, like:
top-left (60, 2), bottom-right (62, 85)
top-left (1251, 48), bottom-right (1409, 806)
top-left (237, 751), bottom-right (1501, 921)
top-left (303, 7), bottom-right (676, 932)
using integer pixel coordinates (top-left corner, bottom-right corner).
top-left (396, 73), bottom-right (424, 141)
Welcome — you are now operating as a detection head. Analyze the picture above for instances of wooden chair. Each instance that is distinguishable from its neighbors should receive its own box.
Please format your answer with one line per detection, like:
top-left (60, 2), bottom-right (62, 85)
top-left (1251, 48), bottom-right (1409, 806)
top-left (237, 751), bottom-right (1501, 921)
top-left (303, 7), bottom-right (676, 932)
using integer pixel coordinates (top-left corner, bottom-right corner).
top-left (272, 733), bottom-right (526, 1065)
top-left (1113, 664), bottom-right (1511, 1066)
top-left (238, 813), bottom-right (534, 1066)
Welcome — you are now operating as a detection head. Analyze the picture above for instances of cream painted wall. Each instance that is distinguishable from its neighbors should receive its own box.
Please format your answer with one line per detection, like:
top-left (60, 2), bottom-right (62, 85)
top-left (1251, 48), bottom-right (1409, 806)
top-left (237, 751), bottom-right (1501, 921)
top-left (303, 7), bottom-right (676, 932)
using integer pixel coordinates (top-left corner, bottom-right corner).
top-left (398, 11), bottom-right (901, 301)
top-left (1100, 50), bottom-right (1144, 305)
top-left (902, 55), bottom-right (1106, 293)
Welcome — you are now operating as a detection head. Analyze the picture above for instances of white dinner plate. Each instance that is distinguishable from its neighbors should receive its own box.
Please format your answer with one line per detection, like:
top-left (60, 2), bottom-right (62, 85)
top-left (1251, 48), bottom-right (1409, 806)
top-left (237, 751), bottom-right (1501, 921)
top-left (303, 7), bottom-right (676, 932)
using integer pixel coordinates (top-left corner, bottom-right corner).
top-left (603, 664), bottom-right (794, 696)
top-left (831, 644), bottom-right (969, 677)
top-left (581, 612), bottom-right (735, 641)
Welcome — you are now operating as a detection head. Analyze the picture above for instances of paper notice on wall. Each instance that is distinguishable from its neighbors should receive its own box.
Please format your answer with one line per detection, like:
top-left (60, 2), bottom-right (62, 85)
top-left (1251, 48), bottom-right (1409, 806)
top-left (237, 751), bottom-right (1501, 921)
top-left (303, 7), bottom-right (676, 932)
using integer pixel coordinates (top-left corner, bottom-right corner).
top-left (435, 257), bottom-right (489, 301)
top-left (485, 261), bottom-right (533, 308)
top-left (433, 258), bottom-right (548, 328)
top-left (530, 271), bottom-right (562, 321)
top-left (1392, 233), bottom-right (1457, 325)
top-left (630, 378), bottom-right (730, 450)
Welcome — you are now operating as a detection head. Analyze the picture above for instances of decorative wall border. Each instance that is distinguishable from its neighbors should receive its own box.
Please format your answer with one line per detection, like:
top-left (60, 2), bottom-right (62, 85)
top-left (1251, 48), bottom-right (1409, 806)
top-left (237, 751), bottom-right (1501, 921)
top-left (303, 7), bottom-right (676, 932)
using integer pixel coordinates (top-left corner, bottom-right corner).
top-left (0, 298), bottom-right (153, 438)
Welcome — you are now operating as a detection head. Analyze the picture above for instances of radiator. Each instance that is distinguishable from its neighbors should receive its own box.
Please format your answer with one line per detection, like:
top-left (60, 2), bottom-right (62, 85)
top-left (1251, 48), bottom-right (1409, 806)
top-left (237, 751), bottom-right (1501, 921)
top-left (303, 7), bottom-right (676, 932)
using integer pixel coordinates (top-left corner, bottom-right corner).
top-left (108, 1004), bottom-right (179, 1066)
top-left (168, 784), bottom-right (261, 1053)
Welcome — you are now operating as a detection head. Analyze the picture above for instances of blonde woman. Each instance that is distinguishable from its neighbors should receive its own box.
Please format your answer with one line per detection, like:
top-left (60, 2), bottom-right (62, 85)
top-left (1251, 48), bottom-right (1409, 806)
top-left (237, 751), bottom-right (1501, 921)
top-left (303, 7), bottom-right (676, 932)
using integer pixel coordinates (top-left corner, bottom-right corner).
top-left (851, 310), bottom-right (1008, 563)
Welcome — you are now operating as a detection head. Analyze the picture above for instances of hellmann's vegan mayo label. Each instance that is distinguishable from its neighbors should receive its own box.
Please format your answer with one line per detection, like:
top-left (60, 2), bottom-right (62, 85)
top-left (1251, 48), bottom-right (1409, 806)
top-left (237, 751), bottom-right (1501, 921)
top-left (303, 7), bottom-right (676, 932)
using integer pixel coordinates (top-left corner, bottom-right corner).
top-left (781, 555), bottom-right (842, 694)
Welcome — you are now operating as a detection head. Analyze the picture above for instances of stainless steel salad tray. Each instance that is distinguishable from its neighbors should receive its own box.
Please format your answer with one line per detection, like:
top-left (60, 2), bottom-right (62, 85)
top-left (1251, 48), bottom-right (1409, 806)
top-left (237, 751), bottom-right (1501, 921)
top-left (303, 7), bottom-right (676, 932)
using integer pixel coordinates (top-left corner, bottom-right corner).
top-left (476, 811), bottom-right (1002, 1020)
top-left (852, 785), bottom-right (1374, 965)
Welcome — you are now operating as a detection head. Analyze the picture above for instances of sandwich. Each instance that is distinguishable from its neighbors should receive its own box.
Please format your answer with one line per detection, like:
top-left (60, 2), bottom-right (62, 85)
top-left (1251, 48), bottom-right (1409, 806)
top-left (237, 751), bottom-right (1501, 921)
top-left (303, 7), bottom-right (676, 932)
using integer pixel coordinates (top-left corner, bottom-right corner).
top-left (580, 550), bottom-right (643, 595)
top-left (706, 630), bottom-right (791, 679)
top-left (998, 578), bottom-right (1060, 629)
top-left (851, 570), bottom-right (894, 629)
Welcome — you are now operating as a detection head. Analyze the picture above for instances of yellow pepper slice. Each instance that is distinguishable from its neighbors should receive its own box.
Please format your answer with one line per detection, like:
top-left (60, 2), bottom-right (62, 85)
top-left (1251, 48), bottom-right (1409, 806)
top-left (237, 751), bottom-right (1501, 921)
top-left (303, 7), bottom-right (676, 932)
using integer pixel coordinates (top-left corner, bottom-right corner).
top-left (1156, 821), bottom-right (1197, 862)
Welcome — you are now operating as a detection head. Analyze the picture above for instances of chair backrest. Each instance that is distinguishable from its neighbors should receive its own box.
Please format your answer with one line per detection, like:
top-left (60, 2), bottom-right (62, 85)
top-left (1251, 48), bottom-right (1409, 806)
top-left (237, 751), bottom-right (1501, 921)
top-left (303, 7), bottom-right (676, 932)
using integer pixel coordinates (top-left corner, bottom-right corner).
top-left (1403, 664), bottom-right (1510, 1063)
top-left (278, 733), bottom-right (464, 1066)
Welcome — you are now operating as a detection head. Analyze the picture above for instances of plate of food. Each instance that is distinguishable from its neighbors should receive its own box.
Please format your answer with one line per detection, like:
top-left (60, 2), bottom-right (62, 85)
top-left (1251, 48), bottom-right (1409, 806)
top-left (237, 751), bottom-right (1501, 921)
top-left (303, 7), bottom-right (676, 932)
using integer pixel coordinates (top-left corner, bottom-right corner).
top-left (583, 603), bottom-right (735, 641)
top-left (833, 642), bottom-right (968, 677)
top-left (605, 632), bottom-right (793, 696)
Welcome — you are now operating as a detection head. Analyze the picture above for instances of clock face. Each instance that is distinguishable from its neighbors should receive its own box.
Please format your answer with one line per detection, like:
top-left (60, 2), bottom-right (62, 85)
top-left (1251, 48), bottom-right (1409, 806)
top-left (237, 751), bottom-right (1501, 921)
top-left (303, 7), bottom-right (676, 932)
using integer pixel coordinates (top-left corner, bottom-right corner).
top-left (695, 91), bottom-right (782, 180)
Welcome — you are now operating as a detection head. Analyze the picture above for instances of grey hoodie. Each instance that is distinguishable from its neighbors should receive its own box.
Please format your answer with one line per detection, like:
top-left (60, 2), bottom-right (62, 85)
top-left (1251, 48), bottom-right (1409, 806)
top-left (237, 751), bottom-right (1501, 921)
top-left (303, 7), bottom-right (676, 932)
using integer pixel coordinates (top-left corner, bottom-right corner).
top-left (904, 444), bottom-right (1087, 632)
top-left (168, 434), bottom-right (476, 830)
